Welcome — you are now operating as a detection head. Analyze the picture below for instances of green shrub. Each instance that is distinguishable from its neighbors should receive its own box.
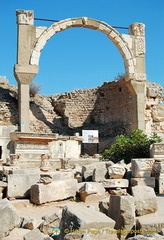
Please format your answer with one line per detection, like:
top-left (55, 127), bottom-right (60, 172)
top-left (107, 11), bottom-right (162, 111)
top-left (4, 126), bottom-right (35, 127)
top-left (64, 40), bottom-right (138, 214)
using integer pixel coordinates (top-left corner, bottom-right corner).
top-left (102, 129), bottom-right (162, 164)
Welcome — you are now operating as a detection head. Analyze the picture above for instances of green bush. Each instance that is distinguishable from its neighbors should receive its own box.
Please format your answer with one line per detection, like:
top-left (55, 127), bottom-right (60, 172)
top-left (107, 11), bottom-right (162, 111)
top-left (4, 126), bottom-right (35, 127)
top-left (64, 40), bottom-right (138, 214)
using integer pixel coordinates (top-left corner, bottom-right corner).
top-left (102, 129), bottom-right (162, 164)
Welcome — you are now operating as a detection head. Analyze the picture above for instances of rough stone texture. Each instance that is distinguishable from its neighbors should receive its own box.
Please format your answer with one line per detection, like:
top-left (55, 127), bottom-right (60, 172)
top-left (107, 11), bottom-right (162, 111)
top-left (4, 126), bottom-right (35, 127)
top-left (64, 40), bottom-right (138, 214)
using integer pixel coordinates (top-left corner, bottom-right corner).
top-left (39, 210), bottom-right (62, 235)
top-left (7, 173), bottom-right (40, 198)
top-left (108, 164), bottom-right (126, 179)
top-left (99, 179), bottom-right (129, 188)
top-left (131, 186), bottom-right (158, 216)
top-left (108, 195), bottom-right (135, 239)
top-left (82, 162), bottom-right (108, 181)
top-left (0, 198), bottom-right (20, 238)
top-left (30, 179), bottom-right (77, 204)
top-left (131, 158), bottom-right (155, 178)
top-left (99, 196), bottom-right (110, 216)
top-left (155, 178), bottom-right (164, 194)
top-left (150, 143), bottom-right (164, 158)
top-left (136, 216), bottom-right (164, 235)
top-left (64, 229), bottom-right (118, 240)
top-left (21, 217), bottom-right (43, 230)
top-left (152, 161), bottom-right (164, 178)
top-left (92, 167), bottom-right (108, 181)
top-left (127, 234), bottom-right (164, 240)
top-left (23, 228), bottom-right (53, 240)
top-left (3, 228), bottom-right (31, 240)
top-left (0, 79), bottom-right (164, 153)
top-left (130, 177), bottom-right (155, 188)
top-left (79, 182), bottom-right (105, 202)
top-left (59, 205), bottom-right (115, 240)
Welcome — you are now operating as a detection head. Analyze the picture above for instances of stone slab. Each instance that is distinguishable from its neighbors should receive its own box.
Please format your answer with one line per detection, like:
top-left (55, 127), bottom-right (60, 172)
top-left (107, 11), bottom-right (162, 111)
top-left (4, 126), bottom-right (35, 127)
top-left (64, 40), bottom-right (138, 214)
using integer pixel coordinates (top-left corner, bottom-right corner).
top-left (64, 228), bottom-right (118, 240)
top-left (136, 215), bottom-right (164, 234)
top-left (59, 205), bottom-right (115, 239)
top-left (155, 178), bottom-right (164, 194)
top-left (7, 173), bottom-right (40, 198)
top-left (30, 179), bottom-right (77, 204)
top-left (130, 177), bottom-right (155, 188)
top-left (108, 195), bottom-right (135, 239)
top-left (99, 179), bottom-right (129, 188)
top-left (131, 186), bottom-right (157, 216)
top-left (108, 164), bottom-right (126, 179)
top-left (150, 143), bottom-right (164, 158)
top-left (131, 158), bottom-right (155, 178)
top-left (0, 198), bottom-right (20, 238)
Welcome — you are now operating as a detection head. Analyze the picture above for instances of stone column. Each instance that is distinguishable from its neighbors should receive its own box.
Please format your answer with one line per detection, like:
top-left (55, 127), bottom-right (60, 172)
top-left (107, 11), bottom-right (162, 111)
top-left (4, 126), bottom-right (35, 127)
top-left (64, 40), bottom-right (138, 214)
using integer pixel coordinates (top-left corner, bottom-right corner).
top-left (14, 10), bottom-right (39, 132)
top-left (126, 23), bottom-right (146, 131)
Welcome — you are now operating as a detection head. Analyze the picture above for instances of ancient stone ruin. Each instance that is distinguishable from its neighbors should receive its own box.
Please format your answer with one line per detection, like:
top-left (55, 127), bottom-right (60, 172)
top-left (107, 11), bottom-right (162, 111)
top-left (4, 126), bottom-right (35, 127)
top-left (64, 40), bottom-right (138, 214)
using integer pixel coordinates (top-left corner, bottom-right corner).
top-left (0, 9), bottom-right (164, 240)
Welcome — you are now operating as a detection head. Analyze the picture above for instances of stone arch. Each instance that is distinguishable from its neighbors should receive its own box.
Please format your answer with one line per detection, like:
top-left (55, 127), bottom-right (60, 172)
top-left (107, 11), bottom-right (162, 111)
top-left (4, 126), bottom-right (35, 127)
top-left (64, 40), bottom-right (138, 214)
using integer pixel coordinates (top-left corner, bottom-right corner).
top-left (14, 10), bottom-right (146, 133)
top-left (30, 17), bottom-right (135, 78)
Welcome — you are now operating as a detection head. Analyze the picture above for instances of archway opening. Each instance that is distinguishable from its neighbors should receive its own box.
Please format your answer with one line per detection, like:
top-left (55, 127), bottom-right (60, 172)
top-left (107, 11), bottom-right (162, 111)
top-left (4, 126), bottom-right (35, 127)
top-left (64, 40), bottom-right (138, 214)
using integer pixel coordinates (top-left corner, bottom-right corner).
top-left (34, 27), bottom-right (125, 95)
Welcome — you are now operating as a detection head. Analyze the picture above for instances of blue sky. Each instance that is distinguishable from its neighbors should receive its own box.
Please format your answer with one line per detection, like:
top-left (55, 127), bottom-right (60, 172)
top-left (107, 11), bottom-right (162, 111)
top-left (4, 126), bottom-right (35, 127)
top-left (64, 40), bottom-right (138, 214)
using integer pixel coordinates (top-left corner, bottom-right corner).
top-left (1, 0), bottom-right (164, 95)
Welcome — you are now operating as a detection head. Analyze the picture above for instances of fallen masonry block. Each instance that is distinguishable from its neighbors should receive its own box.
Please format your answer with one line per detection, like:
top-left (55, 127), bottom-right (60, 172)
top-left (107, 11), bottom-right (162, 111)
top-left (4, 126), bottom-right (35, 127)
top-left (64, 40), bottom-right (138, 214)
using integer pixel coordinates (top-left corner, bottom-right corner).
top-left (150, 143), bottom-right (164, 158)
top-left (39, 210), bottom-right (62, 235)
top-left (79, 182), bottom-right (106, 202)
top-left (108, 164), bottom-right (126, 179)
top-left (152, 161), bottom-right (164, 178)
top-left (64, 228), bottom-right (118, 240)
top-left (99, 179), bottom-right (129, 188)
top-left (99, 196), bottom-right (110, 216)
top-left (155, 177), bottom-right (164, 194)
top-left (131, 158), bottom-right (155, 178)
top-left (92, 167), bottom-right (108, 181)
top-left (136, 215), bottom-right (164, 235)
top-left (59, 205), bottom-right (115, 240)
top-left (0, 198), bottom-right (20, 238)
top-left (7, 173), bottom-right (40, 198)
top-left (30, 179), bottom-right (78, 204)
top-left (108, 195), bottom-right (135, 239)
top-left (82, 161), bottom-right (112, 181)
top-left (130, 177), bottom-right (155, 188)
top-left (131, 186), bottom-right (157, 216)
top-left (23, 228), bottom-right (53, 240)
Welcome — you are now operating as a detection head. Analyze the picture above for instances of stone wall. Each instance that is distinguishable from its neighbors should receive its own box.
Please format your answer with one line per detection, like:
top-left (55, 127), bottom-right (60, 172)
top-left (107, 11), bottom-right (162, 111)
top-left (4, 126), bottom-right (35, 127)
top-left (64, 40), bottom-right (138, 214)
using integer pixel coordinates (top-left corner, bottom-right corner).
top-left (145, 81), bottom-right (164, 139)
top-left (0, 76), bottom-right (164, 154)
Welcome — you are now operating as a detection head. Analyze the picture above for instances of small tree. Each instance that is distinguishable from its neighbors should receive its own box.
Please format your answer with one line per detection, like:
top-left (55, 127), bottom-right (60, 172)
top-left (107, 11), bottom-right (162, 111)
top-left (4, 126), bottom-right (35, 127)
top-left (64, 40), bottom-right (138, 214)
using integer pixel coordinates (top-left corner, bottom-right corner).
top-left (102, 129), bottom-right (162, 164)
top-left (29, 81), bottom-right (42, 97)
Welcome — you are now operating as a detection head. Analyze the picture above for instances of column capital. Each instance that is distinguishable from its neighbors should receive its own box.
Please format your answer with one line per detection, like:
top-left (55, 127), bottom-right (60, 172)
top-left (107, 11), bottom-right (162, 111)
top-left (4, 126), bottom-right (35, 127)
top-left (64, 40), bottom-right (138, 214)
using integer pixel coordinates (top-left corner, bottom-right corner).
top-left (16, 9), bottom-right (34, 25)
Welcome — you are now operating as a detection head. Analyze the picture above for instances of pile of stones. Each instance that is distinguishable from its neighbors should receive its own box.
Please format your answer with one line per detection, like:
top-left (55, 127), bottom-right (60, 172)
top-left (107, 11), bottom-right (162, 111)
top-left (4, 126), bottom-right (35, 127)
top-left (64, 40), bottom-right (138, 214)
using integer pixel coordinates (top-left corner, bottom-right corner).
top-left (0, 143), bottom-right (164, 239)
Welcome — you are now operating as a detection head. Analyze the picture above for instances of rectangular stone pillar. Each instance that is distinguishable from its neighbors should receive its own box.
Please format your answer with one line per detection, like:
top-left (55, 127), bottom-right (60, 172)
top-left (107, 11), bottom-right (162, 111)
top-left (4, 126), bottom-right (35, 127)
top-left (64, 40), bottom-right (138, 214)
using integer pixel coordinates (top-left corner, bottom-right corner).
top-left (18, 83), bottom-right (30, 132)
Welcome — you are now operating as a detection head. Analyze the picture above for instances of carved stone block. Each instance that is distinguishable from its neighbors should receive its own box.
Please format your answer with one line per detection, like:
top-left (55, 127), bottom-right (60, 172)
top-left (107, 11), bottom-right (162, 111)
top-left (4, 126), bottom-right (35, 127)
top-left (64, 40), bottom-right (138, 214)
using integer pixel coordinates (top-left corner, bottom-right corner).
top-left (131, 158), bottom-right (155, 178)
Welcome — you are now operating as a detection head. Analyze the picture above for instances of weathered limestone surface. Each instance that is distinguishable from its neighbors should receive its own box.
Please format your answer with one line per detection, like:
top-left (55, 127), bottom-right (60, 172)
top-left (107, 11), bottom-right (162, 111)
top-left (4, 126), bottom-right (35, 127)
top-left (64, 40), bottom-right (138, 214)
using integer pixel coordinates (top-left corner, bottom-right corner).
top-left (64, 230), bottom-right (118, 240)
top-left (108, 195), bottom-right (135, 239)
top-left (92, 167), bottom-right (108, 181)
top-left (0, 198), bottom-right (20, 238)
top-left (23, 228), bottom-right (53, 240)
top-left (21, 217), bottom-right (43, 230)
top-left (131, 186), bottom-right (157, 216)
top-left (131, 158), bottom-right (155, 178)
top-left (130, 177), bottom-right (155, 188)
top-left (79, 182), bottom-right (105, 202)
top-left (150, 143), bottom-right (164, 158)
top-left (136, 216), bottom-right (164, 235)
top-left (100, 179), bottom-right (129, 188)
top-left (7, 173), bottom-right (40, 198)
top-left (99, 196), bottom-right (110, 215)
top-left (82, 162), bottom-right (109, 181)
top-left (30, 179), bottom-right (77, 204)
top-left (39, 210), bottom-right (62, 235)
top-left (59, 205), bottom-right (115, 240)
top-left (108, 164), bottom-right (126, 179)
top-left (2, 228), bottom-right (31, 240)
